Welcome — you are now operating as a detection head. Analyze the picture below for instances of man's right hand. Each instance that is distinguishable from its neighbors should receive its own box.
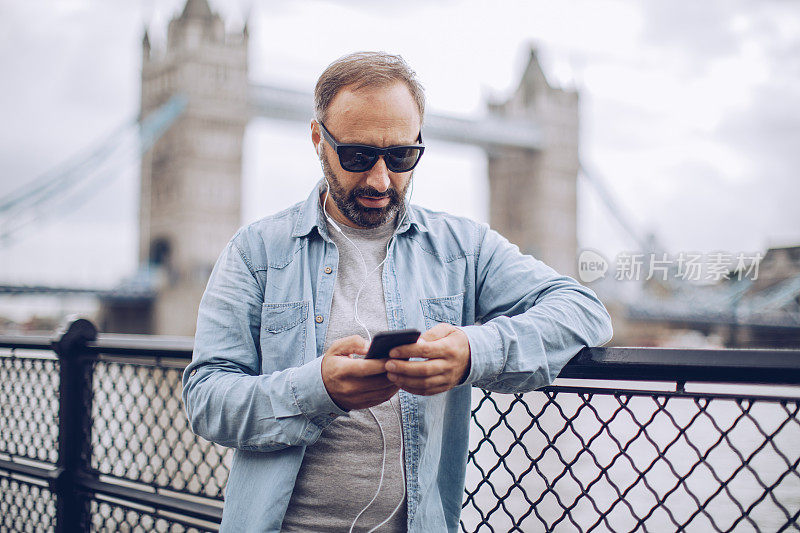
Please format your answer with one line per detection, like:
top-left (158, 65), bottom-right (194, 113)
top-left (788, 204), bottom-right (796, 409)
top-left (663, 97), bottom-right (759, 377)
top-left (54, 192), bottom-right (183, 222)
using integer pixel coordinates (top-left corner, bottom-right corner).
top-left (321, 335), bottom-right (400, 411)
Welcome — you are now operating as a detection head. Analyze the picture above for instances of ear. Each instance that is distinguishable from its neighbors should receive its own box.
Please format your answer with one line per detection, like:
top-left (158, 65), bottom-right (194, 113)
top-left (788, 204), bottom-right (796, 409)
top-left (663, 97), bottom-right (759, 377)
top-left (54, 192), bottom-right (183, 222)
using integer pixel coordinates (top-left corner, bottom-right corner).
top-left (311, 120), bottom-right (322, 157)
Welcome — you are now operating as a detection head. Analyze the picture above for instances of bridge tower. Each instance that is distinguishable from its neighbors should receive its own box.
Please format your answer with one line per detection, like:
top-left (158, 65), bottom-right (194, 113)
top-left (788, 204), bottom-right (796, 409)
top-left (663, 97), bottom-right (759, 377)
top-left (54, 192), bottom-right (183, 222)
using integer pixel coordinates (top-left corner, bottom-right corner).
top-left (138, 0), bottom-right (248, 335)
top-left (487, 49), bottom-right (579, 277)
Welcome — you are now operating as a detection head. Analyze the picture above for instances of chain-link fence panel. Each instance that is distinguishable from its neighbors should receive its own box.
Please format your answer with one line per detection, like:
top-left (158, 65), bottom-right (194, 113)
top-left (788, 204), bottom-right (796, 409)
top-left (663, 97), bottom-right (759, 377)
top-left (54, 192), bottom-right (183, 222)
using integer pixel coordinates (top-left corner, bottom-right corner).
top-left (87, 358), bottom-right (232, 500)
top-left (0, 475), bottom-right (57, 532)
top-left (0, 350), bottom-right (60, 465)
top-left (81, 497), bottom-right (215, 532)
top-left (462, 387), bottom-right (800, 532)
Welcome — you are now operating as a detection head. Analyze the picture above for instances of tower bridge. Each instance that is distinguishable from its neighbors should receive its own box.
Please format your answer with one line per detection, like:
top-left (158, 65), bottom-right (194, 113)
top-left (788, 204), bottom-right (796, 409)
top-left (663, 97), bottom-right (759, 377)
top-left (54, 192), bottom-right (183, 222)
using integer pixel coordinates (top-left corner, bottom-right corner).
top-left (247, 83), bottom-right (544, 151)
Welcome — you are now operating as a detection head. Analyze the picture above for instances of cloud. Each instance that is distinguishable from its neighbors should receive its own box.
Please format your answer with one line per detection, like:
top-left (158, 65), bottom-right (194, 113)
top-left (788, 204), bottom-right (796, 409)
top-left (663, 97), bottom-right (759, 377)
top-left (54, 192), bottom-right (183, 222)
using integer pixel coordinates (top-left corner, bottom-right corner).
top-left (715, 80), bottom-right (800, 246)
top-left (712, 4), bottom-right (800, 246)
top-left (639, 0), bottom-right (747, 70)
top-left (578, 0), bottom-right (800, 254)
top-left (0, 2), bottom-right (139, 193)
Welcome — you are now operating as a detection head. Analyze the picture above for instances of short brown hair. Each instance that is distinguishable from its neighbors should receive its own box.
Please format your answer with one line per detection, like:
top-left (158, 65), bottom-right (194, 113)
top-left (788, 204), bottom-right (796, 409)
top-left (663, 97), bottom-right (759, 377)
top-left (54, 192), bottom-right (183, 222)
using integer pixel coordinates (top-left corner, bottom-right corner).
top-left (314, 51), bottom-right (426, 125)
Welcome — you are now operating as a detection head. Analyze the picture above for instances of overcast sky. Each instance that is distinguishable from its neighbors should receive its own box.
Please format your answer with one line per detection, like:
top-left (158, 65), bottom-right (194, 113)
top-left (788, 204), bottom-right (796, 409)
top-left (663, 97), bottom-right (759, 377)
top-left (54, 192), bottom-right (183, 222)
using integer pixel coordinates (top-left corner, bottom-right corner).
top-left (1, 0), bottom-right (798, 288)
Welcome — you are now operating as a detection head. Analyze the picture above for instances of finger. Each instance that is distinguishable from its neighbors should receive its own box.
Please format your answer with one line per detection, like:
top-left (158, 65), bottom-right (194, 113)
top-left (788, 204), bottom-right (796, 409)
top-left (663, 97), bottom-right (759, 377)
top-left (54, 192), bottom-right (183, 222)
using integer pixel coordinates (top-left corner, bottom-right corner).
top-left (388, 324), bottom-right (453, 359)
top-left (352, 372), bottom-right (397, 389)
top-left (342, 376), bottom-right (399, 395)
top-left (385, 358), bottom-right (447, 377)
top-left (328, 335), bottom-right (369, 356)
top-left (340, 357), bottom-right (394, 377)
top-left (387, 372), bottom-right (449, 391)
top-left (350, 386), bottom-right (401, 409)
top-left (420, 323), bottom-right (454, 342)
top-left (398, 383), bottom-right (450, 396)
top-left (389, 336), bottom-right (451, 360)
top-left (329, 373), bottom-right (396, 402)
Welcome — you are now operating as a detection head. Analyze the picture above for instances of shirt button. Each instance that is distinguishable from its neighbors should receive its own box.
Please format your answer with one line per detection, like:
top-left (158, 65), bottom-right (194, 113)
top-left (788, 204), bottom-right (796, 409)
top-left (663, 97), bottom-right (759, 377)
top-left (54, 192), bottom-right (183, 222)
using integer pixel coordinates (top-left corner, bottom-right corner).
top-left (324, 266), bottom-right (333, 274)
top-left (315, 315), bottom-right (324, 324)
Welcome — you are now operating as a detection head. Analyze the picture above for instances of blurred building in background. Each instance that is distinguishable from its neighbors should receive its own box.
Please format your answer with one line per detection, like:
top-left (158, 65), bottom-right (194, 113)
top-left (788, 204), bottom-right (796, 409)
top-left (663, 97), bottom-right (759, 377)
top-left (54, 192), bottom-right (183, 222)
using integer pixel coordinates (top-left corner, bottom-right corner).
top-left (488, 50), bottom-right (579, 278)
top-left (102, 0), bottom-right (248, 335)
top-left (604, 245), bottom-right (800, 348)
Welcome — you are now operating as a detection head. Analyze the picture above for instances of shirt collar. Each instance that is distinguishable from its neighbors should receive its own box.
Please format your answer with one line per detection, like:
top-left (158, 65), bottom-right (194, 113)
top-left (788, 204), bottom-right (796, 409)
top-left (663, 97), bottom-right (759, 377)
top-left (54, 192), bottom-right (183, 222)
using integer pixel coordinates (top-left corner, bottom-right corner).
top-left (291, 179), bottom-right (429, 239)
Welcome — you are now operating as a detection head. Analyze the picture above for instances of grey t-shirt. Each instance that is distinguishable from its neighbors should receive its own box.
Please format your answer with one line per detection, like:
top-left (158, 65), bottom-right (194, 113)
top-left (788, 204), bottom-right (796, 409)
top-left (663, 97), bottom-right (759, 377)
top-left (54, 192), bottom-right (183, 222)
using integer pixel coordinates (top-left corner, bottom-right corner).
top-left (282, 211), bottom-right (407, 532)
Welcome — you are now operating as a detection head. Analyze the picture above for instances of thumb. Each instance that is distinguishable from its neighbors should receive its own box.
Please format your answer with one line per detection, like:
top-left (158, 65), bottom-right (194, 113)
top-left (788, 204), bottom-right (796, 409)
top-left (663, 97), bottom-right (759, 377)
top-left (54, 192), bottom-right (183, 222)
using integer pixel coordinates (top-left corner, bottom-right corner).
top-left (421, 323), bottom-right (455, 342)
top-left (328, 335), bottom-right (369, 356)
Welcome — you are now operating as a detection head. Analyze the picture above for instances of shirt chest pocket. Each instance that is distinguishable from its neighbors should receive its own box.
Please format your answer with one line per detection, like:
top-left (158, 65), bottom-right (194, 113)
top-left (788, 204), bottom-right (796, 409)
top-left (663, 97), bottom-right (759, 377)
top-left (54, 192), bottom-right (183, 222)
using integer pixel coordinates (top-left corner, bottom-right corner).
top-left (420, 293), bottom-right (465, 330)
top-left (260, 301), bottom-right (309, 374)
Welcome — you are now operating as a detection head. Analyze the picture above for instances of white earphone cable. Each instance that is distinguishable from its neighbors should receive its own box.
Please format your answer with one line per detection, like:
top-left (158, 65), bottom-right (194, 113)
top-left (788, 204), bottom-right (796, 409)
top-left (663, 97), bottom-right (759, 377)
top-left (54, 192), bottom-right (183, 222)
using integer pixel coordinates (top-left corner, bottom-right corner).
top-left (321, 176), bottom-right (412, 344)
top-left (349, 407), bottom-right (386, 533)
top-left (367, 405), bottom-right (406, 533)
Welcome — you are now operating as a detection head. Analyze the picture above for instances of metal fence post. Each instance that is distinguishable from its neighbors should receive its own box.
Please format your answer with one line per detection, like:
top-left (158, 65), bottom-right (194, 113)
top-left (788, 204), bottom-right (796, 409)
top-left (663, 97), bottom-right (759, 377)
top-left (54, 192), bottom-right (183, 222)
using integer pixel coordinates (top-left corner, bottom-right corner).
top-left (52, 317), bottom-right (97, 533)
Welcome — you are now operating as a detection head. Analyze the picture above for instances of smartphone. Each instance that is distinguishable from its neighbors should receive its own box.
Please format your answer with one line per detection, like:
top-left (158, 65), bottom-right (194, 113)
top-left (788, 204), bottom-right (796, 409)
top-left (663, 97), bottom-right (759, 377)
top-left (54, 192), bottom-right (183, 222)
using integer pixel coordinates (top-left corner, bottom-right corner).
top-left (365, 329), bottom-right (421, 359)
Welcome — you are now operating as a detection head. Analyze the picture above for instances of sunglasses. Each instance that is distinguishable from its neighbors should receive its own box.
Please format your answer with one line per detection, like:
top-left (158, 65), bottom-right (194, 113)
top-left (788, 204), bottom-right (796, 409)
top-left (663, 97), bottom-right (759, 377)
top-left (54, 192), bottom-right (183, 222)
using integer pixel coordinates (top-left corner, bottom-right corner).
top-left (318, 121), bottom-right (425, 173)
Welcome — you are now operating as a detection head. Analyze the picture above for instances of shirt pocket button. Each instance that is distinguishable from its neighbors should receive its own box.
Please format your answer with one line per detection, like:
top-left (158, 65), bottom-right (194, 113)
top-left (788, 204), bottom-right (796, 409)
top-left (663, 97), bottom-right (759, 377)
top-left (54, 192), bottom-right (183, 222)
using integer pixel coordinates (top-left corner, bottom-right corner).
top-left (324, 266), bottom-right (333, 274)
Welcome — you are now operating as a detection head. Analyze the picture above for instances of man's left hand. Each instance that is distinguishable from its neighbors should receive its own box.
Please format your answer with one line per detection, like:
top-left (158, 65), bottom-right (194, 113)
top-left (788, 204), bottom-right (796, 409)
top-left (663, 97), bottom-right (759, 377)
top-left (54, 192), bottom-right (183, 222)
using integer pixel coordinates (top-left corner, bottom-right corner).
top-left (384, 323), bottom-right (471, 396)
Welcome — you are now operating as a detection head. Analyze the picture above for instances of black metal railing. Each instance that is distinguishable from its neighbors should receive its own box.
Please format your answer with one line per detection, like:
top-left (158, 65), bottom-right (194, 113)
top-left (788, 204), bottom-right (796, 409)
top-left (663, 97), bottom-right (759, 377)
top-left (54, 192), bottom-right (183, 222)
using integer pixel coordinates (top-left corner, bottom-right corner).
top-left (1, 319), bottom-right (798, 532)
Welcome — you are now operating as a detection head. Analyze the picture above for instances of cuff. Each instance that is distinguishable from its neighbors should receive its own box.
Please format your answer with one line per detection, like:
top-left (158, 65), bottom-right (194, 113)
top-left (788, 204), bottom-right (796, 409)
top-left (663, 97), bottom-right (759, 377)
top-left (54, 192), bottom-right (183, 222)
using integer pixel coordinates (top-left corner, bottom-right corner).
top-left (459, 324), bottom-right (505, 385)
top-left (289, 356), bottom-right (349, 429)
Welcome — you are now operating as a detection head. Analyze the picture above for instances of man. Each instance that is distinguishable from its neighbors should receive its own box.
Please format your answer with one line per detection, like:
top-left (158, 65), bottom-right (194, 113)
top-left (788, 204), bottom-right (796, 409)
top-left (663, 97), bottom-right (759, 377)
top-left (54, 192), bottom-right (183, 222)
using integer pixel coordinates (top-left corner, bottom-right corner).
top-left (182, 51), bottom-right (613, 532)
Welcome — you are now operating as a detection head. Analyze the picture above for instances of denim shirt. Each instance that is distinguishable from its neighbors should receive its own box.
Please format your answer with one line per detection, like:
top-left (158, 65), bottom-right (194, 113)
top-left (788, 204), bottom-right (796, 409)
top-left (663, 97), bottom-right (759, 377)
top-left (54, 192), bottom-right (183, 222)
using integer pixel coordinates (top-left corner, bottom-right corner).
top-left (182, 181), bottom-right (613, 532)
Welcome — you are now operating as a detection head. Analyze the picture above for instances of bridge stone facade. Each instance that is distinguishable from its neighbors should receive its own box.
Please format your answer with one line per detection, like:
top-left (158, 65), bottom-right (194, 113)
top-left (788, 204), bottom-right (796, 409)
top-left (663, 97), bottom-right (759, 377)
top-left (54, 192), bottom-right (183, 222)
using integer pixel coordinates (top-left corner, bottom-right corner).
top-left (118, 0), bottom-right (579, 335)
top-left (488, 50), bottom-right (579, 277)
top-left (133, 0), bottom-right (248, 335)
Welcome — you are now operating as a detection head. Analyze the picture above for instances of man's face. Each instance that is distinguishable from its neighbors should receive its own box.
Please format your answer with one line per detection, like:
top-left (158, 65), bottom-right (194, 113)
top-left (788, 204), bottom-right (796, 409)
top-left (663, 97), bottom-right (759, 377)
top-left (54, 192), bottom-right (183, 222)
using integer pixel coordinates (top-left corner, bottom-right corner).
top-left (314, 82), bottom-right (422, 229)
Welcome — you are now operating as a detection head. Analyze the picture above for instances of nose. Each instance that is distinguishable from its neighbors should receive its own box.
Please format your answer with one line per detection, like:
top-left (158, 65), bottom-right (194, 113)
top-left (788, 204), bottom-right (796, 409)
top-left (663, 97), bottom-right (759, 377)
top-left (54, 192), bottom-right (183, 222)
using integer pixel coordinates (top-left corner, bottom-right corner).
top-left (365, 156), bottom-right (391, 193)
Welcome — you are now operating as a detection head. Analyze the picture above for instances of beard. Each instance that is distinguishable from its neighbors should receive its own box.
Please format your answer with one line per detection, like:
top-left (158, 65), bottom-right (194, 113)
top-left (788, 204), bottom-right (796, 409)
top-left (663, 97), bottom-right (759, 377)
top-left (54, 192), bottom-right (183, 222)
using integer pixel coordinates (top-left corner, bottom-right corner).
top-left (321, 151), bottom-right (410, 229)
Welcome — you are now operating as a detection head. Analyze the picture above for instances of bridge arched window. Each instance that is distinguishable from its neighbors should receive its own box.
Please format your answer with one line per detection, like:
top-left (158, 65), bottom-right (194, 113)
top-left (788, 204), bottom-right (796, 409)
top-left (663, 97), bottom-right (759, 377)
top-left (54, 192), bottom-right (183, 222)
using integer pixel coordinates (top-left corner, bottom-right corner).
top-left (149, 238), bottom-right (172, 268)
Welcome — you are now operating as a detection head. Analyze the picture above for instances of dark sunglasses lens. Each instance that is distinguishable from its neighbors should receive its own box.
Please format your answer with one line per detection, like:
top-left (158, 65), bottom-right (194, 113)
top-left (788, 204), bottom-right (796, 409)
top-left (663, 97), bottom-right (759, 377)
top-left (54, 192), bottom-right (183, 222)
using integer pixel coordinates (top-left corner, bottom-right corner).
top-left (385, 147), bottom-right (423, 172)
top-left (339, 147), bottom-right (378, 172)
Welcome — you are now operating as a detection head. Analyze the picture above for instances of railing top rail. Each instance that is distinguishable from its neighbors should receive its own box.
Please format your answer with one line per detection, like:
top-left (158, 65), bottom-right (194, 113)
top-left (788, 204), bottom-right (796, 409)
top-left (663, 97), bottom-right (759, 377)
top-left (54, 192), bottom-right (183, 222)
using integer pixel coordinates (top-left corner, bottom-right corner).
top-left (0, 334), bottom-right (53, 350)
top-left (87, 333), bottom-right (194, 356)
top-left (561, 346), bottom-right (800, 385)
top-left (0, 331), bottom-right (194, 357)
top-left (2, 328), bottom-right (800, 384)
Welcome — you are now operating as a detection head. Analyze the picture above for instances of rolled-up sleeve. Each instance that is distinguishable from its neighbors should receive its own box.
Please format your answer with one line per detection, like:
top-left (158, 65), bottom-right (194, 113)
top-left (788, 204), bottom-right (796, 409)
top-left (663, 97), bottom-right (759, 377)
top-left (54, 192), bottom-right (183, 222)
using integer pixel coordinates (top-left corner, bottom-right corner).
top-left (460, 225), bottom-right (613, 393)
top-left (181, 240), bottom-right (347, 452)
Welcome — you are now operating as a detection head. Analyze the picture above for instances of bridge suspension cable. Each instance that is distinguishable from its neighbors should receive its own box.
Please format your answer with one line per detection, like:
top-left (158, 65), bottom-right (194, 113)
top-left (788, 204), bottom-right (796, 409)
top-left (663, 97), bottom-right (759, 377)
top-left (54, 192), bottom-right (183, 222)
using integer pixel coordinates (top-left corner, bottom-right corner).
top-left (579, 161), bottom-right (660, 253)
top-left (0, 95), bottom-right (187, 245)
